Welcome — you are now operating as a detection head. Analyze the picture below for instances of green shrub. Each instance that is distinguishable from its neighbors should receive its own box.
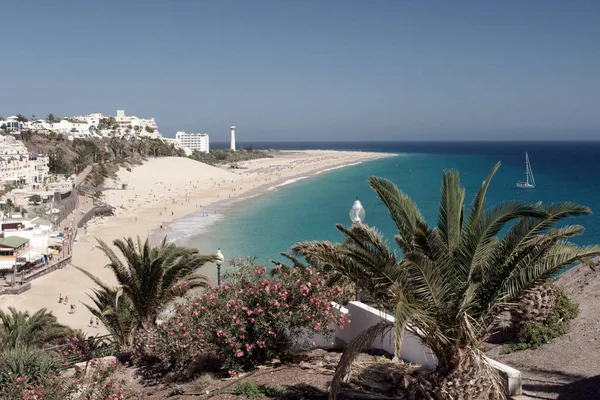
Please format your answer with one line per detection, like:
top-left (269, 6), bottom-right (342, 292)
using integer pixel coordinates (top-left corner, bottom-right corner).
top-left (503, 290), bottom-right (578, 353)
top-left (0, 348), bottom-right (61, 387)
top-left (233, 381), bottom-right (285, 399)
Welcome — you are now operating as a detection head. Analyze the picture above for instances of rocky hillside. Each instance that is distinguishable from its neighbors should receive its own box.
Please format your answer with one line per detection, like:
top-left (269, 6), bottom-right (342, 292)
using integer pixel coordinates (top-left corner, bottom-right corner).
top-left (17, 132), bottom-right (185, 187)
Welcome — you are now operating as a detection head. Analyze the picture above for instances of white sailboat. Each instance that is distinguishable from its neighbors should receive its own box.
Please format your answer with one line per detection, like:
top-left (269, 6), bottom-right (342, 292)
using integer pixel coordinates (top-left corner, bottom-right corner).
top-left (516, 152), bottom-right (536, 189)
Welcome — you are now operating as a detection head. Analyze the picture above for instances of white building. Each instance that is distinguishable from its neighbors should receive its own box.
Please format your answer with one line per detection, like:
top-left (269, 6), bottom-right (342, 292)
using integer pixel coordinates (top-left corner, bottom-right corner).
top-left (0, 136), bottom-right (49, 185)
top-left (58, 110), bottom-right (160, 139)
top-left (175, 131), bottom-right (209, 153)
top-left (114, 109), bottom-right (160, 138)
top-left (1, 117), bottom-right (22, 132)
top-left (6, 110), bottom-right (162, 140)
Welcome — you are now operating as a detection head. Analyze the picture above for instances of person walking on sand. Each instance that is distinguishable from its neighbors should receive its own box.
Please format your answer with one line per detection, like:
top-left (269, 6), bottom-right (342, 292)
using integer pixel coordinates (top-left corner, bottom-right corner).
top-left (64, 295), bottom-right (69, 305)
top-left (95, 317), bottom-right (99, 328)
top-left (89, 317), bottom-right (94, 327)
top-left (69, 304), bottom-right (75, 314)
top-left (59, 293), bottom-right (63, 303)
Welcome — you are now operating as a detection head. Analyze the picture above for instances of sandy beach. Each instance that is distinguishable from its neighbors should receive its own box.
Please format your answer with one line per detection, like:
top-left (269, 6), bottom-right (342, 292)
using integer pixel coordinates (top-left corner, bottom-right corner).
top-left (0, 150), bottom-right (394, 335)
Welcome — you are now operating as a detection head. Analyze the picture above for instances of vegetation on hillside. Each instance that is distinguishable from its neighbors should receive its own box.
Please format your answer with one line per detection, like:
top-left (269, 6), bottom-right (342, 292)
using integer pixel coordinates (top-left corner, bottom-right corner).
top-left (18, 132), bottom-right (185, 187)
top-left (294, 162), bottom-right (600, 399)
top-left (0, 308), bottom-right (73, 387)
top-left (189, 147), bottom-right (273, 166)
top-left (503, 288), bottom-right (579, 353)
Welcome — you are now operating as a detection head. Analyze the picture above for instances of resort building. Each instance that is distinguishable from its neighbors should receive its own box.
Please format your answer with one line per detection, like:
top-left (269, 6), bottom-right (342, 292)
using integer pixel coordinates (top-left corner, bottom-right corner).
top-left (0, 136), bottom-right (49, 185)
top-left (174, 131), bottom-right (210, 153)
top-left (15, 110), bottom-right (161, 140)
top-left (0, 117), bottom-right (22, 132)
top-left (68, 110), bottom-right (160, 138)
top-left (114, 109), bottom-right (160, 138)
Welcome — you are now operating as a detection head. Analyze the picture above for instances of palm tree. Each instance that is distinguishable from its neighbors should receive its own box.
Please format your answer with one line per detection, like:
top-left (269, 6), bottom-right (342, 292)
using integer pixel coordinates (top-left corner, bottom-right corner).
top-left (86, 236), bottom-right (218, 330)
top-left (295, 163), bottom-right (600, 398)
top-left (0, 307), bottom-right (72, 349)
top-left (0, 348), bottom-right (62, 387)
top-left (75, 267), bottom-right (137, 348)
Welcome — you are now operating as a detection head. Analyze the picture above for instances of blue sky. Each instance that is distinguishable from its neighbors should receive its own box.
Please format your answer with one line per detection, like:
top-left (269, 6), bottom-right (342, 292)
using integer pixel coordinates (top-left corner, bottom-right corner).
top-left (1, 0), bottom-right (599, 141)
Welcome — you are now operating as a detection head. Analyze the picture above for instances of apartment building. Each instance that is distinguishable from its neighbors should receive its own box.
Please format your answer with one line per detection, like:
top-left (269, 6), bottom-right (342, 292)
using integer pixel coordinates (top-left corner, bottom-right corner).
top-left (174, 131), bottom-right (210, 153)
top-left (0, 136), bottom-right (49, 185)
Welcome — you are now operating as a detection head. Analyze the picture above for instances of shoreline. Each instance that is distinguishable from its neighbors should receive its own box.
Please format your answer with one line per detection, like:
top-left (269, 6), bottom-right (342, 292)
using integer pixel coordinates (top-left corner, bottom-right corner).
top-left (0, 150), bottom-right (396, 334)
top-left (156, 158), bottom-right (387, 244)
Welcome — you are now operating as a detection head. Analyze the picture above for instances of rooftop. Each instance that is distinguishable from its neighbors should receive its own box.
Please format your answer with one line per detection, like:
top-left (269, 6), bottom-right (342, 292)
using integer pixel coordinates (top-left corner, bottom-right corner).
top-left (0, 236), bottom-right (30, 249)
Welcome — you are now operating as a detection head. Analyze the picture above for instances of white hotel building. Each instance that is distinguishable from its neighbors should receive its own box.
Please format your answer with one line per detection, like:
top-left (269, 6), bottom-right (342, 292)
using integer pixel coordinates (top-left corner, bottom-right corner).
top-left (174, 131), bottom-right (209, 153)
top-left (0, 136), bottom-right (49, 185)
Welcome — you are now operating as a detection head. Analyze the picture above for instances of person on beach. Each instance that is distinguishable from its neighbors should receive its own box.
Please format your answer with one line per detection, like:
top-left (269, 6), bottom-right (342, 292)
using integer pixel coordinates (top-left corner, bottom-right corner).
top-left (69, 304), bottom-right (76, 314)
top-left (59, 293), bottom-right (63, 303)
top-left (89, 317), bottom-right (94, 327)
top-left (95, 317), bottom-right (99, 328)
top-left (64, 295), bottom-right (69, 305)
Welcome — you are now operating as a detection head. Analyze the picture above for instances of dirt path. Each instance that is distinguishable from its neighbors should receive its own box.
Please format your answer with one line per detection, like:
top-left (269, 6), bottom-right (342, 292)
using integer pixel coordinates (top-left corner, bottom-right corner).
top-left (488, 264), bottom-right (600, 399)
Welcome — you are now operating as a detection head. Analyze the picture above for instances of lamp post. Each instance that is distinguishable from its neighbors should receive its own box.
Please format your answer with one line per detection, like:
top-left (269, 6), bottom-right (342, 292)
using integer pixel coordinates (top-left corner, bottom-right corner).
top-left (350, 197), bottom-right (365, 224)
top-left (215, 248), bottom-right (224, 286)
top-left (350, 198), bottom-right (365, 300)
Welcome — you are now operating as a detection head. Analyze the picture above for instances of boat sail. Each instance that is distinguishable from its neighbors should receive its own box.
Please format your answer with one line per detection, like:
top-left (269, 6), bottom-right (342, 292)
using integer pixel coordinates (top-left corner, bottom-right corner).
top-left (516, 152), bottom-right (536, 188)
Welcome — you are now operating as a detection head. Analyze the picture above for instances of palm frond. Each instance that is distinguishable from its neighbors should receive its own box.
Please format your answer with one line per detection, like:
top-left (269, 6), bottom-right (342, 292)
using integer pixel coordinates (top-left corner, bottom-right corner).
top-left (329, 321), bottom-right (394, 400)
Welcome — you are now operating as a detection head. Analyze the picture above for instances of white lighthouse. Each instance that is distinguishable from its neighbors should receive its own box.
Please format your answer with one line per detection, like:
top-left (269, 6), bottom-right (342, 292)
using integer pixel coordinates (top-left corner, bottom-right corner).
top-left (230, 126), bottom-right (236, 151)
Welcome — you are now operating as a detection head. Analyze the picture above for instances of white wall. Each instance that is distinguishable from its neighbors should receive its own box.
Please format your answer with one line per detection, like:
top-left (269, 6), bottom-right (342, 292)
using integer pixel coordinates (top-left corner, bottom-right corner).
top-left (330, 301), bottom-right (438, 369)
top-left (297, 301), bottom-right (522, 396)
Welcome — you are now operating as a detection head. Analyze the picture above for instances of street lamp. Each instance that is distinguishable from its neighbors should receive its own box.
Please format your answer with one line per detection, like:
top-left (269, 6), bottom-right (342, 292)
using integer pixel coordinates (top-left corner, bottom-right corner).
top-left (349, 198), bottom-right (365, 301)
top-left (215, 248), bottom-right (224, 286)
top-left (349, 197), bottom-right (365, 224)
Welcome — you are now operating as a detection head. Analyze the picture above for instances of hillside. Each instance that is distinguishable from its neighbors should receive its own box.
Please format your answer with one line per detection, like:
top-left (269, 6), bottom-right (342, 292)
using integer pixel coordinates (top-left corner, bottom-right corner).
top-left (18, 132), bottom-right (185, 187)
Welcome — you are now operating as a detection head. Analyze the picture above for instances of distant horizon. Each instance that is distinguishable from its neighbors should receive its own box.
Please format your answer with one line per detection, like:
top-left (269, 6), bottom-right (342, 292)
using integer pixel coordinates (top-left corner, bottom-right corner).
top-left (209, 139), bottom-right (600, 144)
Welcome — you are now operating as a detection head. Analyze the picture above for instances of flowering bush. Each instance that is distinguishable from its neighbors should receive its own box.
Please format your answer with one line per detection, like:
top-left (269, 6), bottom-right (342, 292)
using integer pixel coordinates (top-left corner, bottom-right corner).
top-left (56, 334), bottom-right (91, 366)
top-left (1, 359), bottom-right (141, 400)
top-left (147, 261), bottom-right (351, 375)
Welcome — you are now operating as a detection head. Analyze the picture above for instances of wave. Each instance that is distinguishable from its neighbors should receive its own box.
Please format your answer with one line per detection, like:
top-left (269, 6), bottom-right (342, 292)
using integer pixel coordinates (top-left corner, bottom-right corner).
top-left (267, 176), bottom-right (309, 191)
top-left (314, 162), bottom-right (362, 175)
top-left (158, 211), bottom-right (224, 244)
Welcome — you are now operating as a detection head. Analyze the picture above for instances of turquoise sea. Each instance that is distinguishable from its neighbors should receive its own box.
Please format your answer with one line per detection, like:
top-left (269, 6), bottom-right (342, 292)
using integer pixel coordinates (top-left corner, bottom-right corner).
top-left (172, 141), bottom-right (600, 268)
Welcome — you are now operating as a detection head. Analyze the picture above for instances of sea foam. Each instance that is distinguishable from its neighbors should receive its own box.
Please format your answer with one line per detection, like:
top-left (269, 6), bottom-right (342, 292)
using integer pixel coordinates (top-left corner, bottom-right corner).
top-left (267, 176), bottom-right (309, 191)
top-left (314, 162), bottom-right (362, 175)
top-left (162, 211), bottom-right (224, 243)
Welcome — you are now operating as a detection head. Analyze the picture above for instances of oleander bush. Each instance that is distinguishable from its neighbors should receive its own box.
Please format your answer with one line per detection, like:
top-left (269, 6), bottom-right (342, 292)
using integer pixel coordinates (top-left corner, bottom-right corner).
top-left (141, 259), bottom-right (351, 376)
top-left (0, 359), bottom-right (140, 400)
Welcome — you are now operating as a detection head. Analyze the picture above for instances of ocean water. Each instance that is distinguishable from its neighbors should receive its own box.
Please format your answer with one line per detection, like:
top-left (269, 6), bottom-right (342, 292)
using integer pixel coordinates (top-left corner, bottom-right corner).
top-left (178, 141), bottom-right (600, 267)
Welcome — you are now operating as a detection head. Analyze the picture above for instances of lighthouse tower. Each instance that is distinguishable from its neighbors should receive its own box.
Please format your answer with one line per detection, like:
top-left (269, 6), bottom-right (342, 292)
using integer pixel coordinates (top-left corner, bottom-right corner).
top-left (230, 126), bottom-right (236, 151)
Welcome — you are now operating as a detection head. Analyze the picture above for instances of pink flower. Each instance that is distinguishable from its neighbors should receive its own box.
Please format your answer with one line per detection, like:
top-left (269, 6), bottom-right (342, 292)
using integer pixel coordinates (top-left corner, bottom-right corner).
top-left (236, 350), bottom-right (244, 357)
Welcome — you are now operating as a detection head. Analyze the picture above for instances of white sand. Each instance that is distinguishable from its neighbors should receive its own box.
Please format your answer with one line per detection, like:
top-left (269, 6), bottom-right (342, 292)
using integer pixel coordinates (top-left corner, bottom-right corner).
top-left (0, 151), bottom-right (394, 334)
